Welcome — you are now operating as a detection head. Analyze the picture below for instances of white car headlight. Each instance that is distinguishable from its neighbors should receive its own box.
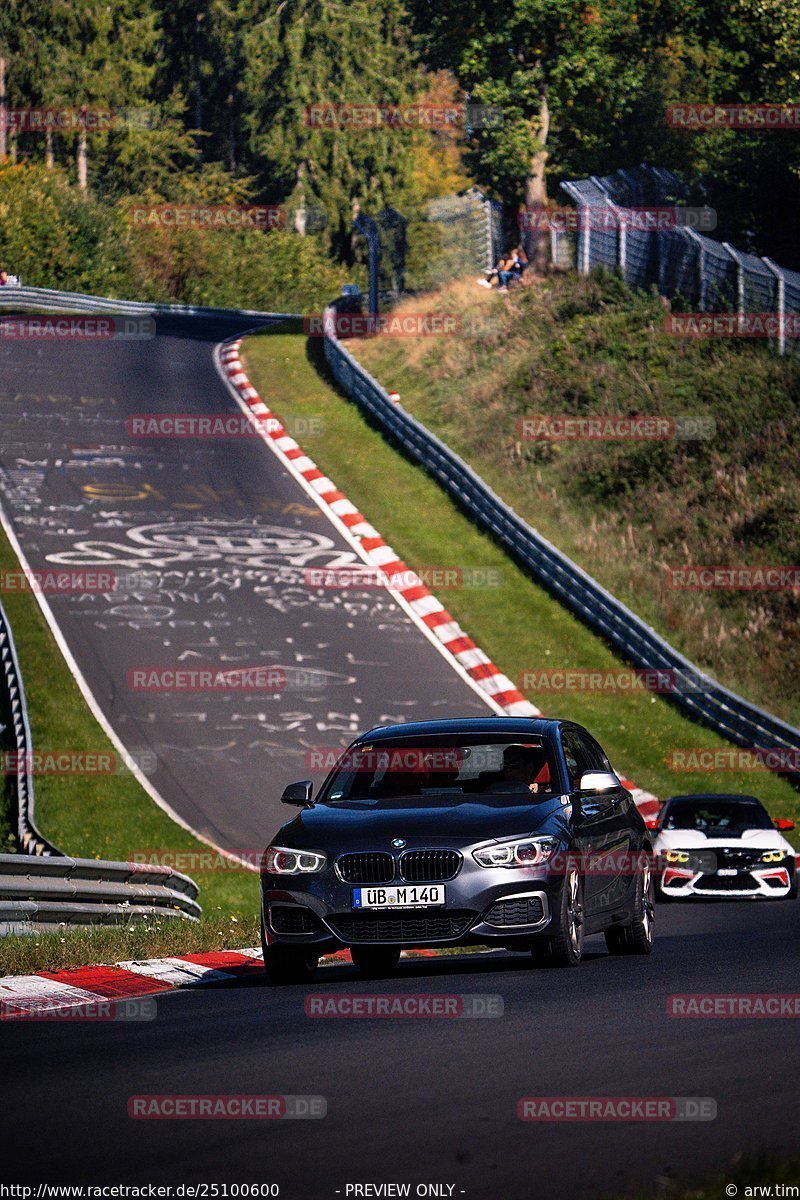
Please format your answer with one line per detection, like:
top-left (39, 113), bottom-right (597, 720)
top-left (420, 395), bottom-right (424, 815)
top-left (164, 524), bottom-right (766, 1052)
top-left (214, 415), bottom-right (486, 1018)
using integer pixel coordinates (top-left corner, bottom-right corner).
top-left (663, 849), bottom-right (692, 864)
top-left (473, 836), bottom-right (559, 869)
top-left (263, 846), bottom-right (326, 875)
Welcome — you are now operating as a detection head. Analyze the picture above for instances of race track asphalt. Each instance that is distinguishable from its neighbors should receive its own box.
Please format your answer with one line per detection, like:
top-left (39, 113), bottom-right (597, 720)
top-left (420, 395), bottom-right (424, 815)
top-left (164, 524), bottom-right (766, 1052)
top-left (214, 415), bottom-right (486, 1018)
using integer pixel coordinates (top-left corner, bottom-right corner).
top-left (3, 900), bottom-right (799, 1198)
top-left (0, 313), bottom-right (490, 853)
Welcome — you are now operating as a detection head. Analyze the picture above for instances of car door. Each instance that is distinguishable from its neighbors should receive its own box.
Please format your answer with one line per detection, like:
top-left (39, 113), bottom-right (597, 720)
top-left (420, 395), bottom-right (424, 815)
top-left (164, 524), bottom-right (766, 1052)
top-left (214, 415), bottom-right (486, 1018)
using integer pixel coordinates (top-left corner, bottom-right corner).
top-left (562, 726), bottom-right (629, 916)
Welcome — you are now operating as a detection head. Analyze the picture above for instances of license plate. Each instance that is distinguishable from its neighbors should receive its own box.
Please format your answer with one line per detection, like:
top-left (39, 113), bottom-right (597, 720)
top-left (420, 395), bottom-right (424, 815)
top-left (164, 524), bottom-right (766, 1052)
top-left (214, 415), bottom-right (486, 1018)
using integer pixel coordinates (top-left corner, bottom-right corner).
top-left (352, 885), bottom-right (445, 909)
top-left (717, 868), bottom-right (738, 876)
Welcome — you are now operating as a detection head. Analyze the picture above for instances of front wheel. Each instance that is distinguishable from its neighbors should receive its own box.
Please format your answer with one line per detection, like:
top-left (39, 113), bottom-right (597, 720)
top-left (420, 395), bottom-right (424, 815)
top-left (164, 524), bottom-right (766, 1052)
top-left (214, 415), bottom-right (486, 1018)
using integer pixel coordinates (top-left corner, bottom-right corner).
top-left (263, 942), bottom-right (320, 985)
top-left (531, 866), bottom-right (584, 967)
top-left (350, 946), bottom-right (401, 978)
top-left (605, 862), bottom-right (655, 955)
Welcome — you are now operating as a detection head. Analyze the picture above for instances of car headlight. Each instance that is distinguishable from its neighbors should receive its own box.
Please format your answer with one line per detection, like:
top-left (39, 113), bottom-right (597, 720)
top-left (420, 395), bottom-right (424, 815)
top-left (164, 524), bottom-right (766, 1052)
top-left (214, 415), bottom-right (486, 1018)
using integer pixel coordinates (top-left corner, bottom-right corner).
top-left (263, 846), bottom-right (326, 875)
top-left (664, 849), bottom-right (691, 864)
top-left (760, 850), bottom-right (788, 864)
top-left (473, 836), bottom-right (559, 869)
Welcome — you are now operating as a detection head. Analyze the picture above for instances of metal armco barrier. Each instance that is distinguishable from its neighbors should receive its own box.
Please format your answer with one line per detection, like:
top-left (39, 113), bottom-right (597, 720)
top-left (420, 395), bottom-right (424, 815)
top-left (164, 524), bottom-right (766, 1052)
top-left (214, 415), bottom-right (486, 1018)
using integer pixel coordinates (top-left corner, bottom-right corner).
top-left (0, 854), bottom-right (200, 934)
top-left (321, 302), bottom-right (800, 779)
top-left (0, 283), bottom-right (296, 323)
top-left (0, 600), bottom-right (200, 932)
top-left (0, 600), bottom-right (59, 857)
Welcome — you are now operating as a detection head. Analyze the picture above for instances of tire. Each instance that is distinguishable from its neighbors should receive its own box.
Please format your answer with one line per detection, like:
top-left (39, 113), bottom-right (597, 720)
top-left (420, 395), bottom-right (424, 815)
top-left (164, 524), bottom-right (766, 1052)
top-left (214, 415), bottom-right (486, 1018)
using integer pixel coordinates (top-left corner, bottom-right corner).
top-left (262, 937), bottom-right (320, 985)
top-left (605, 860), bottom-right (655, 956)
top-left (531, 865), bottom-right (584, 967)
top-left (350, 946), bottom-right (401, 978)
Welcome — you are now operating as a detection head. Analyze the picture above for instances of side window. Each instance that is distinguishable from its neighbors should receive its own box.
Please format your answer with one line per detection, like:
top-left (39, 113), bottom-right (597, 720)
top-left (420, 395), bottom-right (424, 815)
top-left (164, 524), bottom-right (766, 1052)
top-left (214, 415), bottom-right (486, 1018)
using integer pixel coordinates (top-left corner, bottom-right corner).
top-left (562, 728), bottom-right (607, 789)
top-left (581, 732), bottom-right (612, 773)
top-left (562, 730), bottom-right (588, 790)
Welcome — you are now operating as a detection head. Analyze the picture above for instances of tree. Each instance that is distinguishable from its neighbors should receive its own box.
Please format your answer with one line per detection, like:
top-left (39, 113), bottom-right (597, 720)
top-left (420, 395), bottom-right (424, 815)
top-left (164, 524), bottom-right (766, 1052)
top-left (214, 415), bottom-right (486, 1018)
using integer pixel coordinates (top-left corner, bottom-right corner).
top-left (239, 0), bottom-right (422, 256)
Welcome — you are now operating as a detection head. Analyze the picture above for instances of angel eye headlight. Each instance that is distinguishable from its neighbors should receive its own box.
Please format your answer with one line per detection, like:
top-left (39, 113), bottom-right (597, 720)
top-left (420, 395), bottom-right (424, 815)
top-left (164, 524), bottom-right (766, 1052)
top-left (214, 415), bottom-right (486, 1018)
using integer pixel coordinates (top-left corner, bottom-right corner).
top-left (664, 849), bottom-right (691, 864)
top-left (760, 849), bottom-right (788, 864)
top-left (473, 836), bottom-right (559, 869)
top-left (263, 846), bottom-right (326, 875)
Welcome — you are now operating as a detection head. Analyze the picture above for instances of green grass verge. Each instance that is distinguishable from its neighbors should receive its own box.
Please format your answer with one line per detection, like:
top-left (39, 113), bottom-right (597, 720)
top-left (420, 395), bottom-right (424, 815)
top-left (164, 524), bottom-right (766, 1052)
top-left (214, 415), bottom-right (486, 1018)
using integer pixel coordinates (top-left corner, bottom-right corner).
top-left (0, 525), bottom-right (259, 976)
top-left (0, 914), bottom-right (261, 977)
top-left (241, 324), bottom-right (800, 836)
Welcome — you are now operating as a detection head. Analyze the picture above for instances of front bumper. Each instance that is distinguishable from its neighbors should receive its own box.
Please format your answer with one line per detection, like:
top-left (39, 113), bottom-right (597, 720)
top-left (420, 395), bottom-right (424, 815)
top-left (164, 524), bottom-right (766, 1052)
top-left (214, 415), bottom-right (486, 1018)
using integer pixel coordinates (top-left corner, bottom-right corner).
top-left (261, 857), bottom-right (561, 948)
top-left (659, 863), bottom-right (792, 899)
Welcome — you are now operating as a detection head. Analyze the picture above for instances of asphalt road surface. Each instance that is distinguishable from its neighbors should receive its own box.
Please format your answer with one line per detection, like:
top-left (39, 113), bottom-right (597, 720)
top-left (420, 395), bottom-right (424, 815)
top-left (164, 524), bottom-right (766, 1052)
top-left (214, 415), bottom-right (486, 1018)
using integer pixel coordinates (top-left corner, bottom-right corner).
top-left (3, 901), bottom-right (799, 1198)
top-left (0, 313), bottom-right (490, 853)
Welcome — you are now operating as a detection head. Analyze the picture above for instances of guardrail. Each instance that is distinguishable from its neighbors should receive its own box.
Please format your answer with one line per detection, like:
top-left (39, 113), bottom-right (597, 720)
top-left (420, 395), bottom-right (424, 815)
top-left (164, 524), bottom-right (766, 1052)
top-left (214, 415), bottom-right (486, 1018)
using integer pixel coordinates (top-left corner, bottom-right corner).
top-left (0, 596), bottom-right (201, 932)
top-left (0, 283), bottom-right (295, 322)
top-left (0, 854), bottom-right (200, 934)
top-left (321, 300), bottom-right (800, 781)
top-left (0, 600), bottom-right (59, 857)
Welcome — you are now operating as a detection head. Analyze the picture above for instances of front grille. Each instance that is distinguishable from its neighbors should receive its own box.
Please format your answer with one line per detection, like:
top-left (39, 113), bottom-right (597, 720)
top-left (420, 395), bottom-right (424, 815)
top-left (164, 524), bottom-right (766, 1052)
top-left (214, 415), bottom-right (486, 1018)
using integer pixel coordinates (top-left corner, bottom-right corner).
top-left (337, 852), bottom-right (394, 884)
top-left (327, 910), bottom-right (475, 943)
top-left (400, 849), bottom-right (462, 882)
top-left (269, 905), bottom-right (322, 934)
top-left (484, 897), bottom-right (545, 927)
top-left (696, 874), bottom-right (758, 892)
top-left (713, 849), bottom-right (760, 870)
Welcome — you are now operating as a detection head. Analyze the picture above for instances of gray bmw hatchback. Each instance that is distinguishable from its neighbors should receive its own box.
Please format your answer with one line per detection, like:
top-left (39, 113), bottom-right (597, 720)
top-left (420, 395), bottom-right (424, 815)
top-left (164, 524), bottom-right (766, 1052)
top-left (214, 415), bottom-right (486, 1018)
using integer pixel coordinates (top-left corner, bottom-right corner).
top-left (260, 717), bottom-right (655, 982)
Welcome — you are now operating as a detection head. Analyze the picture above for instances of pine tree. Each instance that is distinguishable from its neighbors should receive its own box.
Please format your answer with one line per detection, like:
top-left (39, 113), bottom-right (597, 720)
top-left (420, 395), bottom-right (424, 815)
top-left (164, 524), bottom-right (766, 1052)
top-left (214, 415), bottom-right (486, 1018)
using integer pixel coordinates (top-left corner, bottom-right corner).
top-left (239, 0), bottom-right (422, 254)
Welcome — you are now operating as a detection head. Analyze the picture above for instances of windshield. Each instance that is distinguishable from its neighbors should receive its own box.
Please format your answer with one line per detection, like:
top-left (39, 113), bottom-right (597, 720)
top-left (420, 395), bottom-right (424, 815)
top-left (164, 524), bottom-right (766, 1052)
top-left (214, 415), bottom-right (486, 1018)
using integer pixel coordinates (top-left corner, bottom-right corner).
top-left (317, 735), bottom-right (559, 807)
top-left (662, 798), bottom-right (773, 834)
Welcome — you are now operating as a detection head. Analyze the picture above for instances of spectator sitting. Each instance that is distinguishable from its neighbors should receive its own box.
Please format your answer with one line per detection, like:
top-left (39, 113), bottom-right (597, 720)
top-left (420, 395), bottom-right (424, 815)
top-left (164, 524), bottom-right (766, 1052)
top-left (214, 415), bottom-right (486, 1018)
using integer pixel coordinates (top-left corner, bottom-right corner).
top-left (479, 247), bottom-right (529, 292)
top-left (480, 254), bottom-right (508, 289)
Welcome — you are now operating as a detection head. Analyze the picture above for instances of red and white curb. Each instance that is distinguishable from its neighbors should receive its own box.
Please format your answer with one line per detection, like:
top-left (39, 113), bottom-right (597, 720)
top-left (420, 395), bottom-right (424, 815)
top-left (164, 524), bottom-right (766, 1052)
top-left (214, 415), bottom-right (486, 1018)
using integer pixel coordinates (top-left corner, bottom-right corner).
top-left (0, 948), bottom-right (443, 1017)
top-left (215, 338), bottom-right (660, 823)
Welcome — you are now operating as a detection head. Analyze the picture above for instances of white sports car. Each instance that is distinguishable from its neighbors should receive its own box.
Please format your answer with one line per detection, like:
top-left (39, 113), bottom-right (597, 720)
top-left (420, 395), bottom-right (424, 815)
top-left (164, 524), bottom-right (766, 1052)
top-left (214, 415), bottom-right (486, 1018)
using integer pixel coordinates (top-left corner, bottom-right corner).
top-left (652, 793), bottom-right (797, 900)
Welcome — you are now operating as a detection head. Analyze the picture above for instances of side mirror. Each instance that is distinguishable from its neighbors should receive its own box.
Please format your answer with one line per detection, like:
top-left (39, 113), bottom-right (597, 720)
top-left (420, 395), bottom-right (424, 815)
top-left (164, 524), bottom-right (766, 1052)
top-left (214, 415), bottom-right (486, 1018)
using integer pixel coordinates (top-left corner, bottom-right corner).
top-left (774, 817), bottom-right (795, 832)
top-left (281, 780), bottom-right (314, 807)
top-left (578, 770), bottom-right (620, 795)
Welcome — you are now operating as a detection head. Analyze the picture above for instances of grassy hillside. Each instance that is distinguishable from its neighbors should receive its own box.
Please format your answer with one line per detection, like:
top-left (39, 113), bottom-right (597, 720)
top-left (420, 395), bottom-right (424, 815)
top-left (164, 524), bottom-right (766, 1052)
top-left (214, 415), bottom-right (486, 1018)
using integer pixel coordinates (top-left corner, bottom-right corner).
top-left (350, 273), bottom-right (800, 729)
